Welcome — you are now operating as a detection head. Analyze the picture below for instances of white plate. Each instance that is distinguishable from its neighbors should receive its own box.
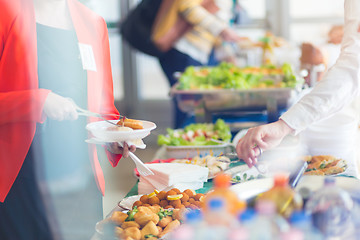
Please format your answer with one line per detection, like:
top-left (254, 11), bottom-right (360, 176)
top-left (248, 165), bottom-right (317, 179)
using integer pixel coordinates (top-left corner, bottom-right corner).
top-left (118, 195), bottom-right (141, 210)
top-left (230, 175), bottom-right (360, 201)
top-left (85, 138), bottom-right (147, 149)
top-left (86, 120), bottom-right (156, 142)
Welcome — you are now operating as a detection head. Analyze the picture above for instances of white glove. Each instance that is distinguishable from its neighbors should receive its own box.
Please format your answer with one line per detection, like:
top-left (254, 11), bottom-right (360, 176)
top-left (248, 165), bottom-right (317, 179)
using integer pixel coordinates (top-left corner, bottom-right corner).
top-left (43, 92), bottom-right (78, 121)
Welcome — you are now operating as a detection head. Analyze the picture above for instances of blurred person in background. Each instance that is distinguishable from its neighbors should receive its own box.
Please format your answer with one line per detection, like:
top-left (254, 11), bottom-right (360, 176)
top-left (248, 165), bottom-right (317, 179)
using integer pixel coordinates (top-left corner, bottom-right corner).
top-left (0, 0), bottom-right (135, 239)
top-left (153, 0), bottom-right (243, 128)
top-left (236, 0), bottom-right (360, 168)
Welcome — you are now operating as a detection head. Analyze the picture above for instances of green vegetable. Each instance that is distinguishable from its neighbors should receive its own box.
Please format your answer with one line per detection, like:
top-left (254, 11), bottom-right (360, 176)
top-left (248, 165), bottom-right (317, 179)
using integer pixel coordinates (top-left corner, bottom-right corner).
top-left (177, 62), bottom-right (302, 90)
top-left (145, 234), bottom-right (159, 239)
top-left (157, 119), bottom-right (231, 146)
top-left (319, 163), bottom-right (327, 169)
top-left (125, 206), bottom-right (138, 221)
top-left (157, 209), bottom-right (173, 221)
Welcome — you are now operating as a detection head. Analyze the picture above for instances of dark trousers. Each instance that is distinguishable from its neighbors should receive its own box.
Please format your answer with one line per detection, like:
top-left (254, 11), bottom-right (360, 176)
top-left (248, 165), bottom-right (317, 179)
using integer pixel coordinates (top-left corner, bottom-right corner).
top-left (0, 148), bottom-right (55, 240)
top-left (159, 48), bottom-right (218, 128)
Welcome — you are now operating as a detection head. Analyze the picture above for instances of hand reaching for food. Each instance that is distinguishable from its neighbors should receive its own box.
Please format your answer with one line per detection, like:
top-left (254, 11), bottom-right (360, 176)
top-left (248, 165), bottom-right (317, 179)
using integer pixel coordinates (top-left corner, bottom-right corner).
top-left (107, 141), bottom-right (136, 157)
top-left (235, 120), bottom-right (294, 167)
top-left (43, 92), bottom-right (78, 121)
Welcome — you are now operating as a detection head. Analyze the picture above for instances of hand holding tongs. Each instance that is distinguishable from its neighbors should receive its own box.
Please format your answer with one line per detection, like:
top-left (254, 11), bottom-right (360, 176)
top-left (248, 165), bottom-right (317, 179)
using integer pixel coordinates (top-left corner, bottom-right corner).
top-left (211, 139), bottom-right (267, 174)
top-left (67, 98), bottom-right (122, 127)
top-left (217, 152), bottom-right (268, 175)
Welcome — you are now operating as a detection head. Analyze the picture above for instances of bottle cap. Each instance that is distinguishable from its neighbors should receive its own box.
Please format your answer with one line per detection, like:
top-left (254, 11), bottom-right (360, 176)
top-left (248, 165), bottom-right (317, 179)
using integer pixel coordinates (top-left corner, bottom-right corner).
top-left (289, 211), bottom-right (310, 224)
top-left (238, 209), bottom-right (256, 223)
top-left (207, 197), bottom-right (225, 210)
top-left (185, 209), bottom-right (203, 223)
top-left (274, 174), bottom-right (289, 187)
top-left (213, 174), bottom-right (231, 188)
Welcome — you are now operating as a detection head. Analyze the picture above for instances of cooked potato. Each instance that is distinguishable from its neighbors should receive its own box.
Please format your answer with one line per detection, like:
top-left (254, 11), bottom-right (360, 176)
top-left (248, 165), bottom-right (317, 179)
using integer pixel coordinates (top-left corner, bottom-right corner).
top-left (114, 227), bottom-right (124, 238)
top-left (121, 221), bottom-right (140, 229)
top-left (172, 208), bottom-right (185, 221)
top-left (148, 205), bottom-right (161, 214)
top-left (158, 216), bottom-right (172, 228)
top-left (134, 208), bottom-right (159, 227)
top-left (158, 220), bottom-right (180, 238)
top-left (110, 211), bottom-right (128, 226)
top-left (141, 221), bottom-right (159, 240)
top-left (123, 227), bottom-right (141, 240)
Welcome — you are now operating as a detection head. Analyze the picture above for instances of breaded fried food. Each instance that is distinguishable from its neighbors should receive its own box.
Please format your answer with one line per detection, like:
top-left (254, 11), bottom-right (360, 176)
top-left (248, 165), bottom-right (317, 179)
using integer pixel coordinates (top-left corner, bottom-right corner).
top-left (304, 170), bottom-right (325, 176)
top-left (117, 117), bottom-right (143, 129)
top-left (323, 166), bottom-right (345, 175)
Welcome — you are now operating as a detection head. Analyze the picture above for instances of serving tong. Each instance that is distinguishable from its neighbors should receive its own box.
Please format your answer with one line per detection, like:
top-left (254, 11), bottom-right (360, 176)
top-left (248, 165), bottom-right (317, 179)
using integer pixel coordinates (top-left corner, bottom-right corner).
top-left (68, 98), bottom-right (122, 127)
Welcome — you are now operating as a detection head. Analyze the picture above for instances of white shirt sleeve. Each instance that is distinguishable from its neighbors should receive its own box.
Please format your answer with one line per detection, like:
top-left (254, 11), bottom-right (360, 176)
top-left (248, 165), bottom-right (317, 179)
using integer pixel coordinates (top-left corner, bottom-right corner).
top-left (280, 0), bottom-right (360, 135)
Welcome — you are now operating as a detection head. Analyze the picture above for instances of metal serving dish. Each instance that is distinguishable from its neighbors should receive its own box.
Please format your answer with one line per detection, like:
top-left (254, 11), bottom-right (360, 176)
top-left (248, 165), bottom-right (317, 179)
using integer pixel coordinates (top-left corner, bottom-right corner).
top-left (170, 84), bottom-right (299, 123)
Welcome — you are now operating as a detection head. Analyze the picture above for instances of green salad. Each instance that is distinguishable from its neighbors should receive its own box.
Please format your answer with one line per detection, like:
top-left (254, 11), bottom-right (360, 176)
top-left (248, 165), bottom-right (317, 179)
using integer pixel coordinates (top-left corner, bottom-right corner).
top-left (157, 119), bottom-right (231, 146)
top-left (177, 62), bottom-right (302, 90)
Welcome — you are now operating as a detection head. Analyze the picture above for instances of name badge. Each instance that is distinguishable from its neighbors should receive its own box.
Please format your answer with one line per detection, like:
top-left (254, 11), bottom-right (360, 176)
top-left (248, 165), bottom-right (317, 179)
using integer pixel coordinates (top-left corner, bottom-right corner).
top-left (78, 43), bottom-right (97, 72)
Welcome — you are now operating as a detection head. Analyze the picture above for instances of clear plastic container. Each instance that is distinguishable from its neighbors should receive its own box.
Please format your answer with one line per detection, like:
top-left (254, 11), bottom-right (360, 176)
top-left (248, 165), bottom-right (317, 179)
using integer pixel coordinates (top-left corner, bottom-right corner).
top-left (305, 177), bottom-right (354, 238)
top-left (256, 174), bottom-right (303, 218)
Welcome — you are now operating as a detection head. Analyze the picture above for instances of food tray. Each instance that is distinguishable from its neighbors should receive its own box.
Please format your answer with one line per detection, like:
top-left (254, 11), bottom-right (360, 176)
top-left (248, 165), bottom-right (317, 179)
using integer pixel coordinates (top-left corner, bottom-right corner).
top-left (170, 84), bottom-right (298, 113)
top-left (165, 143), bottom-right (229, 159)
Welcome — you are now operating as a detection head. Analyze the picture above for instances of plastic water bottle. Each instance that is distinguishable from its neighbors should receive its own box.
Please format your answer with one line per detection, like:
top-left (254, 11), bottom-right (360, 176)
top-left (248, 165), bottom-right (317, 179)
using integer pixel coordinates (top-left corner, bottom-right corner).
top-left (202, 197), bottom-right (232, 240)
top-left (226, 209), bottom-right (255, 240)
top-left (246, 200), bottom-right (280, 240)
top-left (279, 228), bottom-right (304, 240)
top-left (305, 177), bottom-right (354, 238)
top-left (289, 211), bottom-right (324, 240)
top-left (171, 209), bottom-right (203, 240)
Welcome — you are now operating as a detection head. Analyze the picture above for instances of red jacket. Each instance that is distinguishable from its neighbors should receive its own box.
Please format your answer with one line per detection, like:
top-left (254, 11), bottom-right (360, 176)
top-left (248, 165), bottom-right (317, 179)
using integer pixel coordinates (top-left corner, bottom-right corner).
top-left (0, 0), bottom-right (122, 202)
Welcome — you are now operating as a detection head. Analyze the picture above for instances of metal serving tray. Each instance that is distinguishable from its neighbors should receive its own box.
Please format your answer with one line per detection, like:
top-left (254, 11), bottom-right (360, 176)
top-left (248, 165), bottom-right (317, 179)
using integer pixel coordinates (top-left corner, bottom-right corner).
top-left (170, 84), bottom-right (299, 123)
